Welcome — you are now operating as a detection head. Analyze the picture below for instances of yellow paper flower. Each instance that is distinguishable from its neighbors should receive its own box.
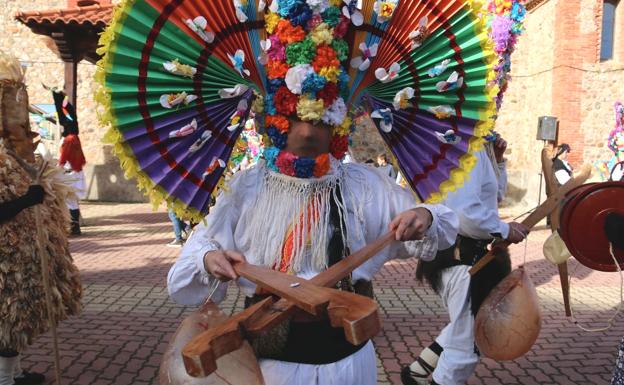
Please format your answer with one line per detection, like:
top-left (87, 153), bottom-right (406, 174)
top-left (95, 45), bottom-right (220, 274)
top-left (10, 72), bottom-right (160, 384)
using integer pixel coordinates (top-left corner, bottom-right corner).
top-left (334, 116), bottom-right (352, 136)
top-left (319, 66), bottom-right (341, 83)
top-left (329, 0), bottom-right (342, 6)
top-left (265, 12), bottom-right (280, 34)
top-left (310, 23), bottom-right (334, 46)
top-left (296, 96), bottom-right (325, 121)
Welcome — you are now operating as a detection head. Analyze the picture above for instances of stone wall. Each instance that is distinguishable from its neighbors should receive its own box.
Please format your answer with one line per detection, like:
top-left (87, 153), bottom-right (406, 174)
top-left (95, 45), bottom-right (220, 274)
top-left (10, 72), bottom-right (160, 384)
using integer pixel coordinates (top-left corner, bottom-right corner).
top-left (2, 0), bottom-right (146, 202)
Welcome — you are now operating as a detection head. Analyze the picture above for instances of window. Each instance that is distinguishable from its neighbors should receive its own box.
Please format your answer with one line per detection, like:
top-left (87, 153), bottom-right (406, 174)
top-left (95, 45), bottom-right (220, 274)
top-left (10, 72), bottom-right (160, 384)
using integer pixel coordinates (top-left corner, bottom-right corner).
top-left (601, 0), bottom-right (619, 61)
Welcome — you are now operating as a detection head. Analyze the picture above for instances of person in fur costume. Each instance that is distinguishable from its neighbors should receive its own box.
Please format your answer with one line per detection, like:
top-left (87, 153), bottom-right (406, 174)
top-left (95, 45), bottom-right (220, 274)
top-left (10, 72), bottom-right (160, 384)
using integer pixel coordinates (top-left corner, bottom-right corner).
top-left (0, 50), bottom-right (83, 385)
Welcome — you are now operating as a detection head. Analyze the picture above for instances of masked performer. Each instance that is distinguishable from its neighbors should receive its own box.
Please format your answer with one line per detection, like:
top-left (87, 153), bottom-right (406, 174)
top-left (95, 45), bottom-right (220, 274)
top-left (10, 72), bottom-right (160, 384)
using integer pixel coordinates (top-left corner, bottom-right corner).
top-left (52, 90), bottom-right (86, 235)
top-left (0, 50), bottom-right (82, 385)
top-left (402, 133), bottom-right (529, 385)
top-left (96, 1), bottom-right (511, 383)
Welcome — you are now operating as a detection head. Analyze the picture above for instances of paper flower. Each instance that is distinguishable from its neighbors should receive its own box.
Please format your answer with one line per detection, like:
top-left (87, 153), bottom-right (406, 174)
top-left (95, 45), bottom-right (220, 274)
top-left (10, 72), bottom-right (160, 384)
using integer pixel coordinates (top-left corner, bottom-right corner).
top-left (188, 130), bottom-right (213, 153)
top-left (350, 43), bottom-right (378, 71)
top-left (227, 99), bottom-right (249, 131)
top-left (219, 84), bottom-right (249, 98)
top-left (374, 62), bottom-right (400, 83)
top-left (285, 64), bottom-right (315, 95)
top-left (159, 92), bottom-right (198, 109)
top-left (373, 0), bottom-right (398, 24)
top-left (296, 96), bottom-right (325, 121)
top-left (163, 59), bottom-right (196, 78)
top-left (408, 17), bottom-right (429, 49)
top-left (342, 0), bottom-right (363, 26)
top-left (427, 59), bottom-right (451, 78)
top-left (258, 39), bottom-right (271, 65)
top-left (322, 97), bottom-right (347, 126)
top-left (306, 0), bottom-right (329, 12)
top-left (435, 129), bottom-right (461, 145)
top-left (393, 87), bottom-right (415, 110)
top-left (184, 16), bottom-right (215, 43)
top-left (228, 49), bottom-right (251, 77)
top-left (234, 0), bottom-right (248, 22)
top-left (203, 157), bottom-right (226, 178)
top-left (371, 108), bottom-right (393, 133)
top-left (169, 118), bottom-right (197, 138)
top-left (428, 105), bottom-right (454, 119)
top-left (436, 71), bottom-right (464, 92)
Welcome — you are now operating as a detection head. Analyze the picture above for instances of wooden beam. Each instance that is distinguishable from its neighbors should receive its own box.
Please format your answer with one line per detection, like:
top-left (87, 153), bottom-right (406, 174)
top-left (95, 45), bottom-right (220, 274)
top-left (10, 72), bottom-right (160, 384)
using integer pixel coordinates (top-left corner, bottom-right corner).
top-left (64, 61), bottom-right (78, 109)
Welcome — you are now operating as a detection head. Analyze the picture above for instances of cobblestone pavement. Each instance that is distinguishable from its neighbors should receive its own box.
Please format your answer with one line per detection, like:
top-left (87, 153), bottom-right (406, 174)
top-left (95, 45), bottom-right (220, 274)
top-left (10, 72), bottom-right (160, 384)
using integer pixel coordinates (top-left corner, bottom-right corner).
top-left (21, 202), bottom-right (622, 385)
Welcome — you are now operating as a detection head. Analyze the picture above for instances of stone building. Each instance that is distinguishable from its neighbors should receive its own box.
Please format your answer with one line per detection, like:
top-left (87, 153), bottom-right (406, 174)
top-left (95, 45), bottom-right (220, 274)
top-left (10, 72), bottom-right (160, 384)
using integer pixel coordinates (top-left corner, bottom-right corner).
top-left (4, 0), bottom-right (145, 202)
top-left (497, 0), bottom-right (624, 207)
top-left (4, 0), bottom-right (621, 207)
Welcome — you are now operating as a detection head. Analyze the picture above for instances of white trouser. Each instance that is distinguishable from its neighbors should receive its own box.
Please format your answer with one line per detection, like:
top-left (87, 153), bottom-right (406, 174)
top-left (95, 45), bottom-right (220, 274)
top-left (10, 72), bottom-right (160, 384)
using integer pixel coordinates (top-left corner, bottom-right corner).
top-left (433, 265), bottom-right (479, 385)
top-left (259, 340), bottom-right (377, 385)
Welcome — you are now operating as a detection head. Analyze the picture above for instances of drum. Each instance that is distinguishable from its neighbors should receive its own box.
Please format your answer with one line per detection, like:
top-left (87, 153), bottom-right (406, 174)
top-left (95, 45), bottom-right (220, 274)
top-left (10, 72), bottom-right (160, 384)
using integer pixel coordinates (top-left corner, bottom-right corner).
top-left (558, 181), bottom-right (624, 272)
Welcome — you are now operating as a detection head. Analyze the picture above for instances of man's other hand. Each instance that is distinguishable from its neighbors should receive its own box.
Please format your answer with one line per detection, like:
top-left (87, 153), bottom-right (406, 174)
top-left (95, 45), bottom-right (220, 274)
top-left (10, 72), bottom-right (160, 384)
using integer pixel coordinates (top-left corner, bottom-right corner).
top-left (390, 207), bottom-right (433, 241)
top-left (203, 250), bottom-right (246, 281)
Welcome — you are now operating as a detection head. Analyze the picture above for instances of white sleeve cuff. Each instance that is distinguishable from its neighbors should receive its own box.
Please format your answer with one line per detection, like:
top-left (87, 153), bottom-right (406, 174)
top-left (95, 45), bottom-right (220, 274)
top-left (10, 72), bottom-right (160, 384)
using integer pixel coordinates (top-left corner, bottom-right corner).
top-left (194, 240), bottom-right (222, 281)
top-left (499, 221), bottom-right (510, 240)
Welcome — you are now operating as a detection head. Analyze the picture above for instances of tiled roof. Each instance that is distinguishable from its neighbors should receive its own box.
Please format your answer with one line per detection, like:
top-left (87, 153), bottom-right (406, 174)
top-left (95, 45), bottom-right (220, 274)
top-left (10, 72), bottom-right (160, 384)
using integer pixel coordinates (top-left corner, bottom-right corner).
top-left (15, 3), bottom-right (113, 27)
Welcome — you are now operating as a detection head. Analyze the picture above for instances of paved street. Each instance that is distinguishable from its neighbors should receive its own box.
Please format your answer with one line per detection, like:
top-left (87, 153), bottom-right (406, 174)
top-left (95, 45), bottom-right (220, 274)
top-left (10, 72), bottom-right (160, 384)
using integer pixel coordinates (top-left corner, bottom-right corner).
top-left (21, 202), bottom-right (622, 385)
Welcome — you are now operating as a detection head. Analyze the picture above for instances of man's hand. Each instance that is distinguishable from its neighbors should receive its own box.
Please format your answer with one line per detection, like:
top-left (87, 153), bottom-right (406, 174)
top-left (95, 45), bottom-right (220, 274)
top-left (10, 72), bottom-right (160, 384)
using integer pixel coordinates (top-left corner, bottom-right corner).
top-left (506, 222), bottom-right (529, 244)
top-left (390, 207), bottom-right (433, 241)
top-left (203, 250), bottom-right (246, 281)
top-left (493, 134), bottom-right (507, 163)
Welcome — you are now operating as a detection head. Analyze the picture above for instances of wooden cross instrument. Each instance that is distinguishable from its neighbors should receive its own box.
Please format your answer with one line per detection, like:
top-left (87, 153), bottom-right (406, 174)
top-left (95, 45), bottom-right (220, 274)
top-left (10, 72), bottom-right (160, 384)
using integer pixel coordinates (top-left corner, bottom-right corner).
top-left (182, 231), bottom-right (396, 377)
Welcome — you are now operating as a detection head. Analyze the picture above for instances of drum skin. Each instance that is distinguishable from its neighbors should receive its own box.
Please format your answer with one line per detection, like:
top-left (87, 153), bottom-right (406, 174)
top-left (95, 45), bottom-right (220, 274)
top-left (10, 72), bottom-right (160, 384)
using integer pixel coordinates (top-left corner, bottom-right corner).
top-left (474, 268), bottom-right (541, 361)
top-left (559, 181), bottom-right (624, 272)
top-left (159, 301), bottom-right (264, 385)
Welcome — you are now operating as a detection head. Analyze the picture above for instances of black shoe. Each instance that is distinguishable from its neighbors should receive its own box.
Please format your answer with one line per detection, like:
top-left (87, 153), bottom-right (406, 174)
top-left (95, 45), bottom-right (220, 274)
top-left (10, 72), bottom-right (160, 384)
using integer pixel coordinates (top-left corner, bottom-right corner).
top-left (14, 371), bottom-right (45, 385)
top-left (400, 366), bottom-right (430, 385)
top-left (70, 223), bottom-right (81, 235)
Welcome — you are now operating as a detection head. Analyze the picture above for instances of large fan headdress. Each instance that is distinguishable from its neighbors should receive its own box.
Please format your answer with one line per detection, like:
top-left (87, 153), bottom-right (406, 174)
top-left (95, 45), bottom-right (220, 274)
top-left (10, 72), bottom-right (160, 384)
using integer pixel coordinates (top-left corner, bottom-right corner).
top-left (96, 0), bottom-right (525, 221)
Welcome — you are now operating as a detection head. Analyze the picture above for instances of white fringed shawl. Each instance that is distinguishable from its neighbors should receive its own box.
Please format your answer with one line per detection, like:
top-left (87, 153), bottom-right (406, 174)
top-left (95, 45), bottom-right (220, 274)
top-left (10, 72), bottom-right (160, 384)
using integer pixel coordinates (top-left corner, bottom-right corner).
top-left (245, 163), bottom-right (361, 273)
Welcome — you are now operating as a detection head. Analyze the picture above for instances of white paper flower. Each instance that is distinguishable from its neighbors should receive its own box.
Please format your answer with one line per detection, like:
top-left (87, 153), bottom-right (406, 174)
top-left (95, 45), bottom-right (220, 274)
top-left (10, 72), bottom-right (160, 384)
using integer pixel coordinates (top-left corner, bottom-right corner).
top-left (234, 0), bottom-right (248, 22)
top-left (350, 42), bottom-right (378, 71)
top-left (259, 0), bottom-right (267, 11)
top-left (159, 92), bottom-right (198, 108)
top-left (227, 49), bottom-right (251, 77)
top-left (427, 59), bottom-right (451, 78)
top-left (322, 97), bottom-right (347, 126)
top-left (169, 119), bottom-right (197, 138)
top-left (188, 130), bottom-right (213, 153)
top-left (371, 108), bottom-right (393, 133)
top-left (219, 84), bottom-right (250, 98)
top-left (203, 157), bottom-right (226, 178)
top-left (163, 59), bottom-right (197, 78)
top-left (435, 129), bottom-right (461, 145)
top-left (184, 16), bottom-right (215, 43)
top-left (307, 0), bottom-right (329, 12)
top-left (285, 64), bottom-right (314, 95)
top-left (373, 0), bottom-right (398, 24)
top-left (342, 0), bottom-right (364, 26)
top-left (258, 39), bottom-right (271, 65)
top-left (227, 99), bottom-right (249, 131)
top-left (374, 62), bottom-right (401, 83)
top-left (408, 17), bottom-right (429, 49)
top-left (392, 87), bottom-right (415, 110)
top-left (436, 71), bottom-right (464, 92)
top-left (428, 105), bottom-right (454, 119)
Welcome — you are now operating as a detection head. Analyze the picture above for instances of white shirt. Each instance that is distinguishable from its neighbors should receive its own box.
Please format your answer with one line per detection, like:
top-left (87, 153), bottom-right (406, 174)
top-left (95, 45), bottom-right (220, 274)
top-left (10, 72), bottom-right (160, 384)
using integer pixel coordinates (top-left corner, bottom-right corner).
top-left (168, 160), bottom-right (458, 305)
top-left (442, 150), bottom-right (509, 240)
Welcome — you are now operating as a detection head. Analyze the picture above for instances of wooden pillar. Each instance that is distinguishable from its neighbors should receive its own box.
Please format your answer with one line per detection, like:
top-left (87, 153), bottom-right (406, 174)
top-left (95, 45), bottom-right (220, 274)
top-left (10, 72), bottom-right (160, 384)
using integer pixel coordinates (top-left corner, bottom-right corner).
top-left (64, 60), bottom-right (78, 109)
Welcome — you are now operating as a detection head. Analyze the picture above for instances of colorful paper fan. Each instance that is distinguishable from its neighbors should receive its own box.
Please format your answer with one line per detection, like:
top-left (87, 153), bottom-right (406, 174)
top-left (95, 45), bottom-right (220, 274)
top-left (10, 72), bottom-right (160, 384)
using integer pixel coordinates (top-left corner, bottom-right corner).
top-left (96, 0), bottom-right (516, 219)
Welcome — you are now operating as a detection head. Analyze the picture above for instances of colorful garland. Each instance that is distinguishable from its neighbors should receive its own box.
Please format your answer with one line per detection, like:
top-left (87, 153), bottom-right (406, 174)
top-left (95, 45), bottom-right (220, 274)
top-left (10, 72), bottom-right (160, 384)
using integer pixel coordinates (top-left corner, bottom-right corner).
top-left (260, 0), bottom-right (355, 178)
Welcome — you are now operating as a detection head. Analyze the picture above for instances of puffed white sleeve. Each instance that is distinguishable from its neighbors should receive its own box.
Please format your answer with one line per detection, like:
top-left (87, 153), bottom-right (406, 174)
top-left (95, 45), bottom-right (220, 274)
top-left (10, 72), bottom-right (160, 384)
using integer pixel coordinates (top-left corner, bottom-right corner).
top-left (167, 179), bottom-right (243, 306)
top-left (380, 177), bottom-right (459, 262)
